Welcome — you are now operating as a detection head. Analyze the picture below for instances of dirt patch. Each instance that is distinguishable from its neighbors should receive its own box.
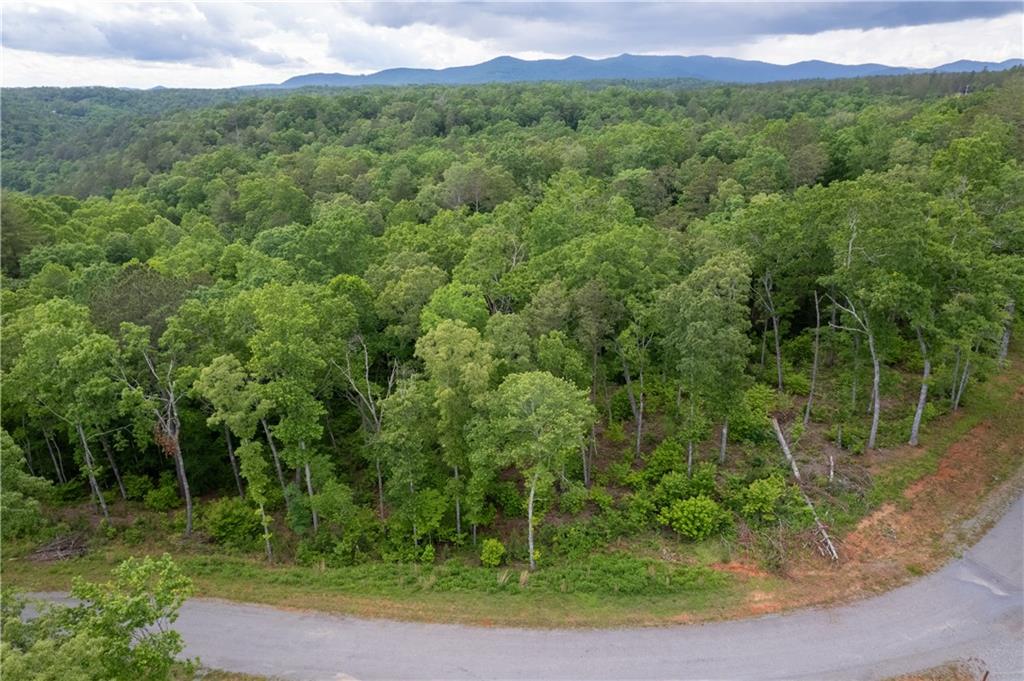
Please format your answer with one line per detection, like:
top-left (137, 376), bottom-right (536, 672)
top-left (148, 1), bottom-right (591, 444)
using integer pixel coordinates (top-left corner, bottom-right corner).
top-left (711, 561), bottom-right (769, 578)
top-left (765, 368), bottom-right (1024, 614)
top-left (904, 420), bottom-right (994, 500)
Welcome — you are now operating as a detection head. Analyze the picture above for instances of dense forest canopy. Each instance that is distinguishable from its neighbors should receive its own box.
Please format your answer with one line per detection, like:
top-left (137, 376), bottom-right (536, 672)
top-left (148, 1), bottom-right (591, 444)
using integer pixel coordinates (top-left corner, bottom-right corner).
top-left (2, 69), bottom-right (1022, 572)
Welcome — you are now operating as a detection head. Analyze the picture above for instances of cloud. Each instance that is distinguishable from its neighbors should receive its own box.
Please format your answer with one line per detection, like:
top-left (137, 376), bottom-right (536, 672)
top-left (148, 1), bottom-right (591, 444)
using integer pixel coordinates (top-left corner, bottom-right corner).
top-left (1, 2), bottom-right (293, 66)
top-left (1, 1), bottom-right (1021, 88)
top-left (349, 1), bottom-right (1023, 53)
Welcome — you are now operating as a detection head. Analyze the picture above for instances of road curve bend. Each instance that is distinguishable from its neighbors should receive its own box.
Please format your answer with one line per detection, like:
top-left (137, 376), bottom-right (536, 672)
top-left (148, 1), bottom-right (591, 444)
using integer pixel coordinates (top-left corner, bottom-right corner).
top-left (32, 496), bottom-right (1024, 680)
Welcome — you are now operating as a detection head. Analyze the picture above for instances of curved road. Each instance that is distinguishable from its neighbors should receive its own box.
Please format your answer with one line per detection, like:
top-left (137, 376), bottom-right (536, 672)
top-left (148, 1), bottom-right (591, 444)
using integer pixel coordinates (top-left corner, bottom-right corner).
top-left (35, 497), bottom-right (1024, 680)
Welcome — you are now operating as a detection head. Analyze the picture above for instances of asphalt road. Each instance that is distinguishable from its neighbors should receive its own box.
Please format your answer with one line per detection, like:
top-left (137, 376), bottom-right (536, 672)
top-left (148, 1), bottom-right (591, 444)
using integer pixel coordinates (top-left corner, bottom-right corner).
top-left (31, 496), bottom-right (1024, 680)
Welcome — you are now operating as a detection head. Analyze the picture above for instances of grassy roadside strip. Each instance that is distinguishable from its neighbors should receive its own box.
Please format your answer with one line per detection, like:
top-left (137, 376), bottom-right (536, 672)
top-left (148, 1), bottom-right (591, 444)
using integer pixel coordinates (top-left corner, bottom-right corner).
top-left (3, 354), bottom-right (1021, 628)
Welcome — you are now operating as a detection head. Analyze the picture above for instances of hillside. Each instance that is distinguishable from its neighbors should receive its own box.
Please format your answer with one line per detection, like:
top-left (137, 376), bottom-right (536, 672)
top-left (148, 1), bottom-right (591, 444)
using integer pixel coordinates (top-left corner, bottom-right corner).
top-left (270, 54), bottom-right (1024, 89)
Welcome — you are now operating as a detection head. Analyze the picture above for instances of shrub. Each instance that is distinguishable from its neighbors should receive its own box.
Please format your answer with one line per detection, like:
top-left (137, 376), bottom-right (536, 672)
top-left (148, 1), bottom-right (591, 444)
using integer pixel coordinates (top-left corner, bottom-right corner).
top-left (493, 481), bottom-right (524, 517)
top-left (623, 490), bottom-right (657, 526)
top-left (739, 473), bottom-right (787, 523)
top-left (143, 475), bottom-right (180, 512)
top-left (480, 538), bottom-right (506, 567)
top-left (202, 496), bottom-right (261, 551)
top-left (589, 486), bottom-right (614, 514)
top-left (122, 473), bottom-right (153, 501)
top-left (559, 482), bottom-right (588, 514)
top-left (652, 471), bottom-right (690, 507)
top-left (688, 461), bottom-right (718, 498)
top-left (785, 371), bottom-right (811, 397)
top-left (122, 525), bottom-right (145, 546)
top-left (729, 383), bottom-right (775, 444)
top-left (420, 544), bottom-right (436, 564)
top-left (604, 420), bottom-right (627, 444)
top-left (642, 439), bottom-right (684, 482)
top-left (658, 495), bottom-right (728, 541)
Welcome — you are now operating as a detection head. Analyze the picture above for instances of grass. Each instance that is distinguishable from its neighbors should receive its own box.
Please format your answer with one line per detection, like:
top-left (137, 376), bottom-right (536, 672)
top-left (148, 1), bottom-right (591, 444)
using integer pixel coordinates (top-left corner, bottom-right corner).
top-left (867, 369), bottom-right (1018, 510)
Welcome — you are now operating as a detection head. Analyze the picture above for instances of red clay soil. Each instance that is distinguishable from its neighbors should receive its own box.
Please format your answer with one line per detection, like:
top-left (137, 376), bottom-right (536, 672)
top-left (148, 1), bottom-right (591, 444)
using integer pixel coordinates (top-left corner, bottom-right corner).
top-left (717, 369), bottom-right (1024, 618)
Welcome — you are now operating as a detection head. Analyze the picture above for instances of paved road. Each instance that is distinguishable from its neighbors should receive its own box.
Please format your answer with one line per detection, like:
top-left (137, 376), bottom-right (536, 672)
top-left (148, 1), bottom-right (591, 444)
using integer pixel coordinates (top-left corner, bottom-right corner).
top-left (32, 496), bottom-right (1024, 680)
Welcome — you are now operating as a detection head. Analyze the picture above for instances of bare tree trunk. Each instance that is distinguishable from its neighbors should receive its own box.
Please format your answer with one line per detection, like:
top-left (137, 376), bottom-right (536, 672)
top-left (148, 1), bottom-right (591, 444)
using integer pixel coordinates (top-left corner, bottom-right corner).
top-left (304, 462), bottom-right (318, 532)
top-left (718, 417), bottom-right (729, 464)
top-left (224, 425), bottom-right (244, 498)
top-left (763, 277), bottom-right (783, 392)
top-left (949, 347), bottom-right (962, 408)
top-left (76, 423), bottom-right (109, 521)
top-left (770, 418), bottom-right (838, 561)
top-left (866, 330), bottom-right (881, 450)
top-left (620, 356), bottom-right (641, 456)
top-left (45, 433), bottom-right (66, 484)
top-left (261, 418), bottom-right (290, 509)
top-left (759, 317), bottom-right (769, 369)
top-left (909, 328), bottom-right (930, 447)
top-left (375, 458), bottom-right (385, 520)
top-left (953, 358), bottom-right (971, 411)
top-left (172, 438), bottom-right (193, 535)
top-left (45, 432), bottom-right (67, 481)
top-left (998, 300), bottom-right (1014, 365)
top-left (850, 334), bottom-right (860, 410)
top-left (635, 364), bottom-right (645, 456)
top-left (687, 397), bottom-right (696, 476)
top-left (804, 291), bottom-right (821, 427)
top-left (100, 434), bottom-right (126, 501)
top-left (527, 472), bottom-right (538, 571)
top-left (453, 465), bottom-right (462, 535)
top-left (301, 441), bottom-right (318, 533)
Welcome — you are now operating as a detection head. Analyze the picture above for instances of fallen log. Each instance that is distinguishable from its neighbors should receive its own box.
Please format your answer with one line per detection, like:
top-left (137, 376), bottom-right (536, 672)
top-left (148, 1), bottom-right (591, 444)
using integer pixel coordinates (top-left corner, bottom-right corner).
top-left (771, 417), bottom-right (839, 562)
top-left (30, 534), bottom-right (88, 562)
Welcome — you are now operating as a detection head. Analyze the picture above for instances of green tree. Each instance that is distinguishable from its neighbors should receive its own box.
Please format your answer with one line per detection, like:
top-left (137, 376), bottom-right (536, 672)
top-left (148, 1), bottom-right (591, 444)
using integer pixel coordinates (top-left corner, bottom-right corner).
top-left (471, 371), bottom-right (594, 569)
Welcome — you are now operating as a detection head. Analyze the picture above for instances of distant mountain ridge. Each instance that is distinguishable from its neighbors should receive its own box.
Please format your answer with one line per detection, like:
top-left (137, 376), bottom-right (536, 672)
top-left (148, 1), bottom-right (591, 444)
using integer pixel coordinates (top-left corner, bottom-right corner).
top-left (256, 54), bottom-right (1024, 89)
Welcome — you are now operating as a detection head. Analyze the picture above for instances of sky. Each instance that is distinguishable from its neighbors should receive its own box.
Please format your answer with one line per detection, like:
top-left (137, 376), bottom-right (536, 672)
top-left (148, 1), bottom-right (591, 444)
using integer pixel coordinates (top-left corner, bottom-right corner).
top-left (2, 1), bottom-right (1022, 88)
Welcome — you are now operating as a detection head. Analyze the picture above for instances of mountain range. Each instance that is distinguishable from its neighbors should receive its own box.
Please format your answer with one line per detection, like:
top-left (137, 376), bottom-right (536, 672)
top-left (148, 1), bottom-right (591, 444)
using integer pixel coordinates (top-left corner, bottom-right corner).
top-left (255, 54), bottom-right (1024, 89)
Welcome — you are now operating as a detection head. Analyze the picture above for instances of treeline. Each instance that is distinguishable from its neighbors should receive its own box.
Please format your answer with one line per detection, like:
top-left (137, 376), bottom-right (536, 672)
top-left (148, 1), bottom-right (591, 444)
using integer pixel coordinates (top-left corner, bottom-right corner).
top-left (1, 70), bottom-right (1021, 568)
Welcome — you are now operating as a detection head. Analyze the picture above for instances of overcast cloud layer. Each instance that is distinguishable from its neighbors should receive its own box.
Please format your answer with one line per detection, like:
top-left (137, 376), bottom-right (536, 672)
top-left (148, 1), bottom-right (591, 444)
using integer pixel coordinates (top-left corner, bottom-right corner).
top-left (2, 1), bottom-right (1022, 88)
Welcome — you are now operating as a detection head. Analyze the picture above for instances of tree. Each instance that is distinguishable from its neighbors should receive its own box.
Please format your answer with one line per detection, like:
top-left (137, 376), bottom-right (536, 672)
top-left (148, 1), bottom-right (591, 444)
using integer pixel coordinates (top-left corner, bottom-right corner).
top-left (415, 320), bottom-right (494, 536)
top-left (6, 299), bottom-right (119, 521)
top-left (118, 322), bottom-right (197, 534)
top-left (660, 251), bottom-right (752, 463)
top-left (234, 440), bottom-right (275, 560)
top-left (0, 429), bottom-right (52, 539)
top-left (471, 372), bottom-right (594, 569)
top-left (1, 555), bottom-right (193, 681)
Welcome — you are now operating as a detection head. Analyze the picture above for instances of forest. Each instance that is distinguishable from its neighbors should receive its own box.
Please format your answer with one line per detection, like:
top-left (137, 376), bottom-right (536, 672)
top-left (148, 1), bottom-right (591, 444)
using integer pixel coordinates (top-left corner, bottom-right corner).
top-left (2, 69), bottom-right (1022, 643)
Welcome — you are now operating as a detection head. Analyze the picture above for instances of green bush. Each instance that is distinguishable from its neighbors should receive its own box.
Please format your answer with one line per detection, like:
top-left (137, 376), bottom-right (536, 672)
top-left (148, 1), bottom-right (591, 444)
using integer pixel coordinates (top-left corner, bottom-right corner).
top-left (739, 473), bottom-right (787, 523)
top-left (480, 538), bottom-right (506, 567)
top-left (642, 439), bottom-right (683, 482)
top-left (559, 482), bottom-right (588, 514)
top-left (652, 471), bottom-right (689, 507)
top-left (122, 473), bottom-right (153, 501)
top-left (653, 462), bottom-right (717, 508)
top-left (420, 544), bottom-right (436, 564)
top-left (623, 490), bottom-right (657, 526)
top-left (785, 371), bottom-right (811, 396)
top-left (202, 496), bottom-right (261, 551)
top-left (604, 420), bottom-right (627, 444)
top-left (729, 383), bottom-right (775, 444)
top-left (492, 481), bottom-right (524, 517)
top-left (122, 525), bottom-right (145, 546)
top-left (589, 486), bottom-right (614, 514)
top-left (658, 495), bottom-right (728, 541)
top-left (143, 481), bottom-right (180, 512)
top-left (688, 461), bottom-right (718, 498)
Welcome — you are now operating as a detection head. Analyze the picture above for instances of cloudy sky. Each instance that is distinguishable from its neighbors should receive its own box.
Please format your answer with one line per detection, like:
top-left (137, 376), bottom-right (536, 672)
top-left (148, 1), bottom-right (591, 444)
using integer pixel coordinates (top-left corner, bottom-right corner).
top-left (2, 1), bottom-right (1022, 88)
